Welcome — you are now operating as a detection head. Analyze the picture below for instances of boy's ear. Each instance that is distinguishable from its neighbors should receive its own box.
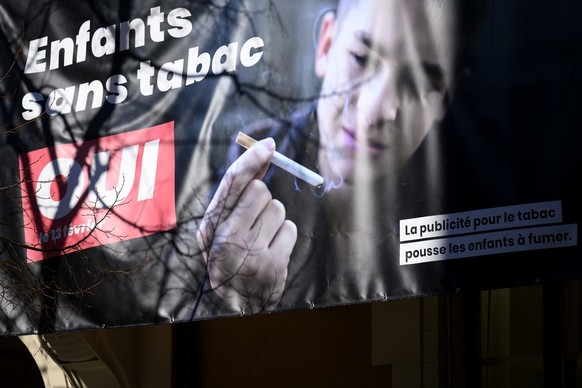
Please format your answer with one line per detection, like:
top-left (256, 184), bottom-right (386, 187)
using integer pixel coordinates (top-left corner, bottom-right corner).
top-left (315, 11), bottom-right (336, 78)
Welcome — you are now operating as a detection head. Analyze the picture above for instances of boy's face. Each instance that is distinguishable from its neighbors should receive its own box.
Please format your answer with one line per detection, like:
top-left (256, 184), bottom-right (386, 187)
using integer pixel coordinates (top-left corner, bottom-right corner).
top-left (316, 0), bottom-right (456, 184)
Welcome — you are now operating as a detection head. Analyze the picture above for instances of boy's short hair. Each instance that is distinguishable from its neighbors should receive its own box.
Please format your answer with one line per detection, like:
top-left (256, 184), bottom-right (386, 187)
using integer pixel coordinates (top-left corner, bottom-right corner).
top-left (335, 0), bottom-right (488, 61)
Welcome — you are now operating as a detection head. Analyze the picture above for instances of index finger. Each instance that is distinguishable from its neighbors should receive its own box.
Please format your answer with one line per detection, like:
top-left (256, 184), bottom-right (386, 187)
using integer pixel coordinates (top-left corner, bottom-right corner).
top-left (199, 138), bottom-right (276, 245)
top-left (218, 137), bottom-right (275, 213)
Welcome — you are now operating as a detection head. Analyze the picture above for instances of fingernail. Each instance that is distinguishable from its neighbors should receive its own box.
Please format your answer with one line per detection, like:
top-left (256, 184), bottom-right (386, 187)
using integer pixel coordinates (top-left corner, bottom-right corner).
top-left (262, 137), bottom-right (276, 151)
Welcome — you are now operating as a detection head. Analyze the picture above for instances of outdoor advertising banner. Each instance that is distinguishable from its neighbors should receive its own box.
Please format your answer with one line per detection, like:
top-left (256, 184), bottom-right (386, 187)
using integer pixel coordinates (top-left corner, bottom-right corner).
top-left (0, 0), bottom-right (580, 335)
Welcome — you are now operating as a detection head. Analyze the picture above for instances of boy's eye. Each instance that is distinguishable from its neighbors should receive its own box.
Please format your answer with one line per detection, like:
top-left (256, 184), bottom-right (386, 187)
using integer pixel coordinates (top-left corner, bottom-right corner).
top-left (398, 65), bottom-right (445, 97)
top-left (350, 52), bottom-right (369, 68)
top-left (398, 68), bottom-right (418, 95)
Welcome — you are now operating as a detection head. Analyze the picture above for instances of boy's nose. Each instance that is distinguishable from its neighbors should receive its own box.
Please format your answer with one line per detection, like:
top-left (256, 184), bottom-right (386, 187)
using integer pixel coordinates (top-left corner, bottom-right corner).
top-left (357, 68), bottom-right (399, 129)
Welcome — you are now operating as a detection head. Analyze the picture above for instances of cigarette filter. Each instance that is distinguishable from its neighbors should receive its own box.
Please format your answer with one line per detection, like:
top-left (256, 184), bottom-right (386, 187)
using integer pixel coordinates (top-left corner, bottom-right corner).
top-left (235, 132), bottom-right (324, 188)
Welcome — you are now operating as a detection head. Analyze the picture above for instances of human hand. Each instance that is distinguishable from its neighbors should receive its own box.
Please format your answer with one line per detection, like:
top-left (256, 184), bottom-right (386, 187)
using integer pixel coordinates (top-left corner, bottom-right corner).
top-left (197, 138), bottom-right (297, 313)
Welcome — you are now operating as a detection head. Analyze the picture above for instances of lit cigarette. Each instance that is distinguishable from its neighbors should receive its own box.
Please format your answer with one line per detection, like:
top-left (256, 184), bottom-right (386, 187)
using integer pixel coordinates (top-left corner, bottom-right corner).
top-left (236, 132), bottom-right (324, 188)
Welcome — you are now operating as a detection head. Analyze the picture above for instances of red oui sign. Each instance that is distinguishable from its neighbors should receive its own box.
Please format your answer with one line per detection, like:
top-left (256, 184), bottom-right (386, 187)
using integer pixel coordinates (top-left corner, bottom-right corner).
top-left (19, 121), bottom-right (176, 262)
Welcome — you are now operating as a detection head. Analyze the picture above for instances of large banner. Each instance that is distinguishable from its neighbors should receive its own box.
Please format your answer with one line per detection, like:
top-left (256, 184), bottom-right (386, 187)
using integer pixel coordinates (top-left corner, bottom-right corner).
top-left (0, 0), bottom-right (580, 335)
